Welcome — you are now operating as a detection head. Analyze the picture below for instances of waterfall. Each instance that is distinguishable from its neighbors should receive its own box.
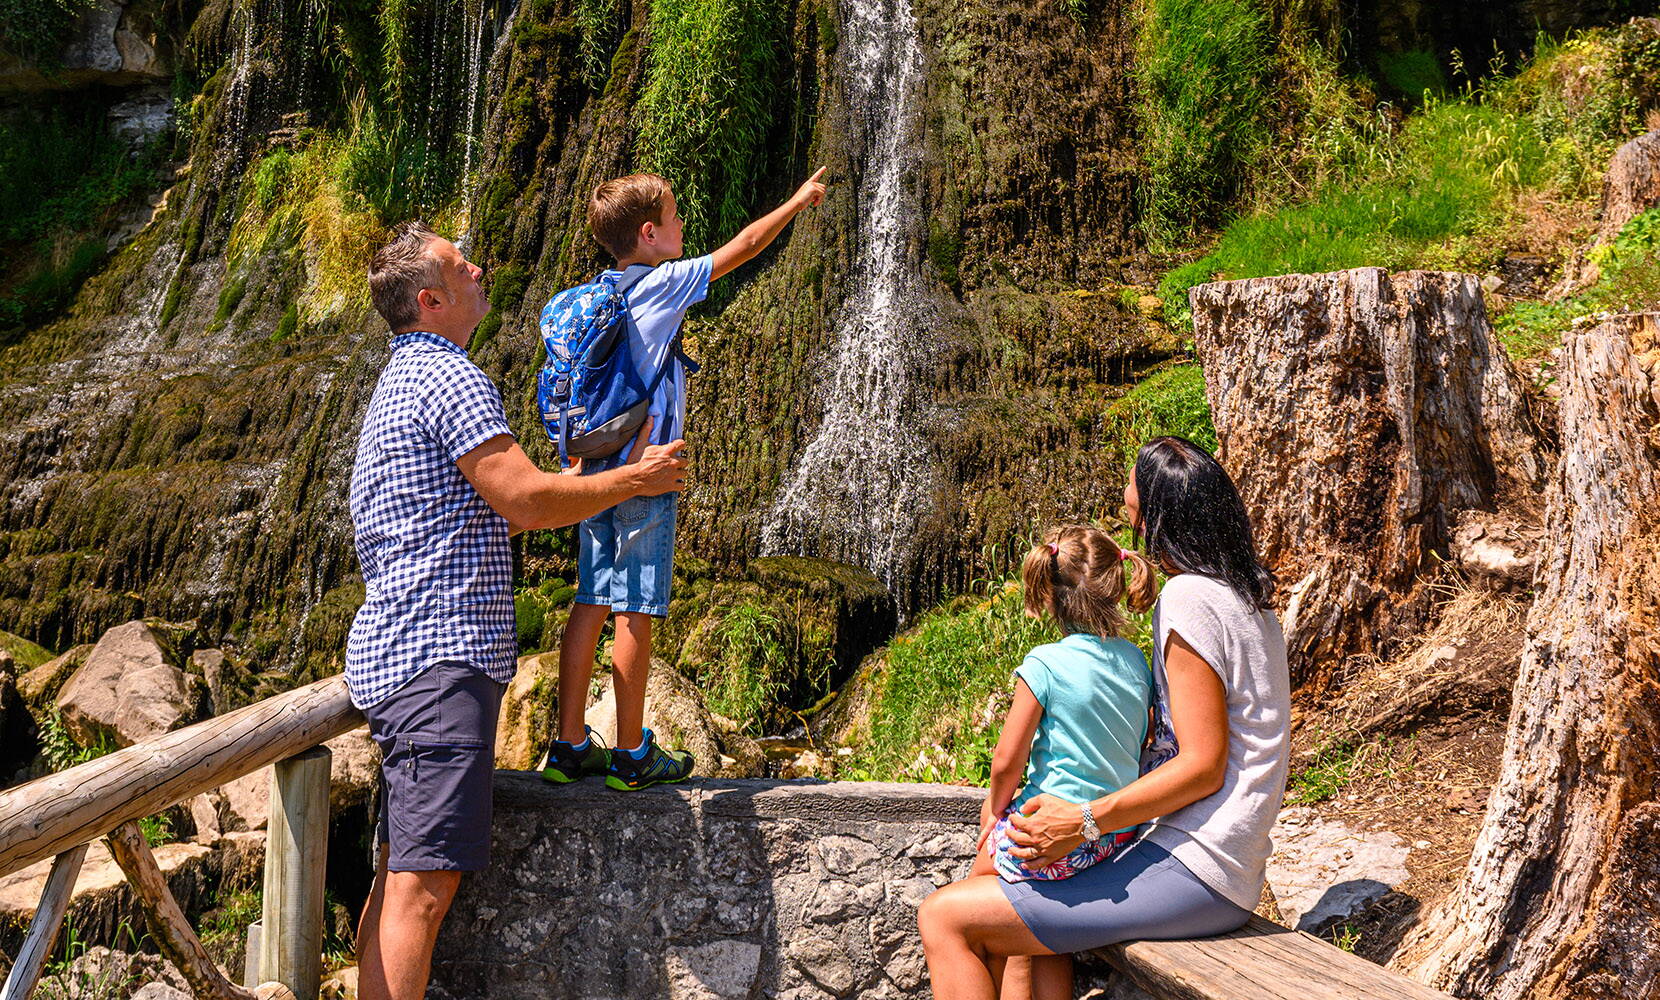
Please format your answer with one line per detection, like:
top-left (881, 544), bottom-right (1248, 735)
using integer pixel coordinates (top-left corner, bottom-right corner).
top-left (760, 0), bottom-right (933, 597)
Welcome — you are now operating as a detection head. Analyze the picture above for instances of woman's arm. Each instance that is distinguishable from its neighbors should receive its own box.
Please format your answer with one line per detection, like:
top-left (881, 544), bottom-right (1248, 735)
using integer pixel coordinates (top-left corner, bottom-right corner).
top-left (980, 679), bottom-right (1043, 845)
top-left (1007, 631), bottom-right (1228, 865)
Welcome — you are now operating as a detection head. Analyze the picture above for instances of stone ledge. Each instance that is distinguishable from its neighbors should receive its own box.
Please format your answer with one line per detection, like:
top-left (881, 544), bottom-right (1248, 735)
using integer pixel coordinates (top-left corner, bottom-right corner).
top-left (493, 772), bottom-right (983, 823)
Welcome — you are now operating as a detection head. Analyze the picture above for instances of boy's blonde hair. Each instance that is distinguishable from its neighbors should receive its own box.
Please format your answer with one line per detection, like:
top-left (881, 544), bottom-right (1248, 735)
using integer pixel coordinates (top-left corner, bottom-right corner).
top-left (1021, 524), bottom-right (1156, 639)
top-left (588, 174), bottom-right (672, 259)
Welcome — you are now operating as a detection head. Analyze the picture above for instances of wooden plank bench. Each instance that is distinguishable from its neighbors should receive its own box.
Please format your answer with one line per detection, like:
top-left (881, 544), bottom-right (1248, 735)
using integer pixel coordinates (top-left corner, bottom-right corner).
top-left (1091, 915), bottom-right (1453, 1000)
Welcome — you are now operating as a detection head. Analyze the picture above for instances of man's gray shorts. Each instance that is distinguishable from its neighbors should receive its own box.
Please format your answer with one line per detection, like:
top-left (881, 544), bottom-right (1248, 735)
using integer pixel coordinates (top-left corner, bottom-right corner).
top-left (366, 660), bottom-right (505, 872)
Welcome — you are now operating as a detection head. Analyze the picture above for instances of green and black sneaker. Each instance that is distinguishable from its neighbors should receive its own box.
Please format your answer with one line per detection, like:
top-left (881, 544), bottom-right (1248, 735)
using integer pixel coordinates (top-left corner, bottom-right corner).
top-left (605, 728), bottom-right (695, 791)
top-left (539, 727), bottom-right (612, 783)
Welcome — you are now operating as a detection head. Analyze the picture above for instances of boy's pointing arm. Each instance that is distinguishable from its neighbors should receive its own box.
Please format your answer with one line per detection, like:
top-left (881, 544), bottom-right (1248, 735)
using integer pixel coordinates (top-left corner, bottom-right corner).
top-left (709, 167), bottom-right (829, 281)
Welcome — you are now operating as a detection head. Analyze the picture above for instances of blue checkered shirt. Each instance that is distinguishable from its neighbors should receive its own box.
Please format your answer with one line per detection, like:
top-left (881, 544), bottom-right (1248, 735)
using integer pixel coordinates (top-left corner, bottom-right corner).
top-left (344, 331), bottom-right (518, 709)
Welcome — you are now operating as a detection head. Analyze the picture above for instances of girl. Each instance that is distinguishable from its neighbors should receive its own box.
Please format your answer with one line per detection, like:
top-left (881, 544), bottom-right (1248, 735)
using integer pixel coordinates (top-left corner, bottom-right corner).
top-left (920, 437), bottom-right (1288, 1000)
top-left (977, 524), bottom-right (1156, 884)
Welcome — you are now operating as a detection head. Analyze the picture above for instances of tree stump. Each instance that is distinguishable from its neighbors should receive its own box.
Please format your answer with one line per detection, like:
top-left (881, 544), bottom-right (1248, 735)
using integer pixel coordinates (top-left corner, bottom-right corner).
top-left (1189, 268), bottom-right (1544, 687)
top-left (1392, 313), bottom-right (1660, 999)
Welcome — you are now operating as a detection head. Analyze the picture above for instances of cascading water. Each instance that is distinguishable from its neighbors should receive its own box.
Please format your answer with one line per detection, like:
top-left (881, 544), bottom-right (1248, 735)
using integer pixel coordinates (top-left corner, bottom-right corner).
top-left (760, 0), bottom-right (934, 598)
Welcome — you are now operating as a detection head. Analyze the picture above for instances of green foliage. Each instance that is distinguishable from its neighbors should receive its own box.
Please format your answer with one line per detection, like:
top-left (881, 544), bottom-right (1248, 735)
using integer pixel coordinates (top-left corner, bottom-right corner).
top-left (1329, 923), bottom-right (1363, 953)
top-left (514, 576), bottom-right (577, 651)
top-left (636, 0), bottom-right (786, 251)
top-left (1133, 0), bottom-right (1274, 244)
top-left (0, 0), bottom-right (100, 67)
top-left (1497, 207), bottom-right (1660, 368)
top-left (1159, 24), bottom-right (1660, 331)
top-left (703, 601), bottom-right (798, 732)
top-left (1375, 49), bottom-right (1446, 101)
top-left (138, 812), bottom-right (175, 847)
top-left (576, 0), bottom-right (623, 87)
top-left (39, 916), bottom-right (145, 1000)
top-left (927, 219), bottom-right (963, 289)
top-left (40, 709), bottom-right (113, 772)
top-left (214, 275), bottom-right (249, 326)
top-left (1285, 734), bottom-right (1410, 805)
top-left (1105, 364), bottom-right (1217, 470)
top-left (844, 582), bottom-right (1058, 783)
top-left (199, 886), bottom-right (262, 967)
top-left (0, 626), bottom-right (54, 668)
top-left (249, 149), bottom-right (295, 212)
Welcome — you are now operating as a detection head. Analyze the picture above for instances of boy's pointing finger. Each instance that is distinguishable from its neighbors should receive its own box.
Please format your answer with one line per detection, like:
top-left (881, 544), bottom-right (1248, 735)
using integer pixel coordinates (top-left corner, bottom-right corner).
top-left (808, 166), bottom-right (828, 184)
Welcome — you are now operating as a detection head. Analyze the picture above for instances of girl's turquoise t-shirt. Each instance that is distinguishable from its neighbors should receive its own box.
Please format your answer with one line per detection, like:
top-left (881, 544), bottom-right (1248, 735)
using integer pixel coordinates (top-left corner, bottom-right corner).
top-left (1011, 633), bottom-right (1151, 834)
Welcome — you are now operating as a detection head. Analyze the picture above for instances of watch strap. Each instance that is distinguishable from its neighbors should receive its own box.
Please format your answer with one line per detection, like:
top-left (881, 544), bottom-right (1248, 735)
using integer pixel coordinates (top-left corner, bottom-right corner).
top-left (1080, 801), bottom-right (1101, 843)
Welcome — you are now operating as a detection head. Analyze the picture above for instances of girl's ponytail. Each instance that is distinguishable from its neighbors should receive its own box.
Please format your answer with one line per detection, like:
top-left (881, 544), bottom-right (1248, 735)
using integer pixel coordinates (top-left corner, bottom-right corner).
top-left (1021, 524), bottom-right (1154, 639)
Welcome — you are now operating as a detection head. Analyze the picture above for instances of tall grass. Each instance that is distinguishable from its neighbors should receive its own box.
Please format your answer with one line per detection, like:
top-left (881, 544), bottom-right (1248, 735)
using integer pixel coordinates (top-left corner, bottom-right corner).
top-left (1158, 25), bottom-right (1660, 330)
top-left (1133, 0), bottom-right (1274, 245)
top-left (1105, 364), bottom-right (1217, 471)
top-left (635, 0), bottom-right (785, 251)
top-left (844, 583), bottom-right (1058, 783)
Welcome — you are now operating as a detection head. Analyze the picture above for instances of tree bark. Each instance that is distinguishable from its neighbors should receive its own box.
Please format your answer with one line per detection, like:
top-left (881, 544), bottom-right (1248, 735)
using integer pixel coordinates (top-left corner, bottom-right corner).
top-left (1392, 312), bottom-right (1660, 999)
top-left (1190, 268), bottom-right (1544, 687)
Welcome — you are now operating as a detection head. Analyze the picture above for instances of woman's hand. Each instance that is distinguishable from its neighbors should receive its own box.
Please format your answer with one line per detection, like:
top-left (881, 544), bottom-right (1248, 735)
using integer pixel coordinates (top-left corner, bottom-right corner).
top-left (1006, 794), bottom-right (1086, 867)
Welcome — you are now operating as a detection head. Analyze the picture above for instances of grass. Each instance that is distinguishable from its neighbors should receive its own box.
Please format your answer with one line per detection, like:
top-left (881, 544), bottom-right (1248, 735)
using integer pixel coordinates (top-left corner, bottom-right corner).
top-left (37, 916), bottom-right (145, 1000)
top-left (635, 0), bottom-right (786, 253)
top-left (1495, 207), bottom-right (1660, 371)
top-left (1159, 24), bottom-right (1660, 332)
top-left (842, 580), bottom-right (1058, 783)
top-left (1285, 734), bottom-right (1411, 805)
top-left (703, 601), bottom-right (803, 733)
top-left (1104, 363), bottom-right (1217, 471)
top-left (1133, 0), bottom-right (1274, 244)
top-left (199, 886), bottom-right (262, 970)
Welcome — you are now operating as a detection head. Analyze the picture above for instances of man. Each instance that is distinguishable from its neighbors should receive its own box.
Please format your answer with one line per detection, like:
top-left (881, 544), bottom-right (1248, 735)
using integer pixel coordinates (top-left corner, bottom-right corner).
top-left (345, 222), bottom-right (687, 1000)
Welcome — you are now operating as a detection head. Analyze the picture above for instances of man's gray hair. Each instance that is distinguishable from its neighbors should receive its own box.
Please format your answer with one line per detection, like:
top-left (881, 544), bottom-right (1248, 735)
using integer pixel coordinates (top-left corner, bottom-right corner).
top-left (369, 221), bottom-right (443, 331)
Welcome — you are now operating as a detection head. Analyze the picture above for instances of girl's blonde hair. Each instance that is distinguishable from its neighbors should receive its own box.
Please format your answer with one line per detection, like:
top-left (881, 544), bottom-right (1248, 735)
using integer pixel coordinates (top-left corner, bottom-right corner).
top-left (1020, 524), bottom-right (1156, 638)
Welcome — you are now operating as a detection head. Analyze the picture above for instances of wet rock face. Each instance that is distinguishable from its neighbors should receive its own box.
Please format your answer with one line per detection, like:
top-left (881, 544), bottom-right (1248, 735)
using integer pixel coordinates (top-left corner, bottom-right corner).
top-left (430, 777), bottom-right (980, 1000)
top-left (1190, 268), bottom-right (1545, 686)
top-left (0, 0), bottom-right (170, 93)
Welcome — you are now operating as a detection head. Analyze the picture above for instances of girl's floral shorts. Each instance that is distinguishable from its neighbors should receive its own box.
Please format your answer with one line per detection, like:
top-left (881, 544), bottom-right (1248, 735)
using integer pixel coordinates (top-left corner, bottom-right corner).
top-left (987, 808), bottom-right (1137, 882)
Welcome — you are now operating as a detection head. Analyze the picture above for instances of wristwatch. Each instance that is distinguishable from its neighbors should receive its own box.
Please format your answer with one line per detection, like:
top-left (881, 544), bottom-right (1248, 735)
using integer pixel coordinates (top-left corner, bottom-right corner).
top-left (1080, 801), bottom-right (1101, 844)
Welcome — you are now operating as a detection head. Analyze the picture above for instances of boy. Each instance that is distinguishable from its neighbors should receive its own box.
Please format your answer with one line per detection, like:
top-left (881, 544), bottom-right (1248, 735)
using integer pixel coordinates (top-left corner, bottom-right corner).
top-left (543, 166), bottom-right (828, 789)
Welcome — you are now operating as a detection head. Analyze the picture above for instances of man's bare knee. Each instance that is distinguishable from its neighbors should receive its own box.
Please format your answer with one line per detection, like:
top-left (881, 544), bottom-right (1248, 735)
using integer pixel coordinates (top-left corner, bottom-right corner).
top-left (386, 870), bottom-right (462, 923)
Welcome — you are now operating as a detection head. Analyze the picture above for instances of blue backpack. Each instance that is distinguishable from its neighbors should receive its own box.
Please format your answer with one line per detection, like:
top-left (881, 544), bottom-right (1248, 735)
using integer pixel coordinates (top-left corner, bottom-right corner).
top-left (535, 266), bottom-right (696, 465)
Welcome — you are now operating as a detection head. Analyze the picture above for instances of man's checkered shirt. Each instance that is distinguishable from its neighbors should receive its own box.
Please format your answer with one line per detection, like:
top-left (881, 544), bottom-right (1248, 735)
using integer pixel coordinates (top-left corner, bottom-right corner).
top-left (344, 331), bottom-right (518, 709)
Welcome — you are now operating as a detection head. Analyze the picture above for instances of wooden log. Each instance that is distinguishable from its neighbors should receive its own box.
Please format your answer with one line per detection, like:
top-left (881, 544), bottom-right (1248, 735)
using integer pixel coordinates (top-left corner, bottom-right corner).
top-left (1394, 312), bottom-right (1660, 999)
top-left (106, 820), bottom-right (257, 1000)
top-left (260, 747), bottom-right (332, 1000)
top-left (0, 675), bottom-right (360, 877)
top-left (1092, 915), bottom-right (1454, 1000)
top-left (0, 843), bottom-right (88, 1000)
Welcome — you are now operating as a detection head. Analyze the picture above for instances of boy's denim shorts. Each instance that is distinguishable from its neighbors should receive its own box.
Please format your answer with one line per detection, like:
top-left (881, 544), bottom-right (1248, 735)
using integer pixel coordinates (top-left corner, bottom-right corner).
top-left (576, 491), bottom-right (678, 616)
top-left (366, 660), bottom-right (504, 872)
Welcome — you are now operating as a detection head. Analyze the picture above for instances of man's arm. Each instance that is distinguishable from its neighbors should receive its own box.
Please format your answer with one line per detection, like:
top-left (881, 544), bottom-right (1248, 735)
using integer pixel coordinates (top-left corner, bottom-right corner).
top-left (456, 432), bottom-right (686, 531)
top-left (709, 167), bottom-right (828, 281)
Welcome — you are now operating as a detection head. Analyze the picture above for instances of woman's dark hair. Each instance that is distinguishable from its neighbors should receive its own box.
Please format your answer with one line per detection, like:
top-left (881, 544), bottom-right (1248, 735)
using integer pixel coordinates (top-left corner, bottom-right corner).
top-left (1133, 436), bottom-right (1275, 611)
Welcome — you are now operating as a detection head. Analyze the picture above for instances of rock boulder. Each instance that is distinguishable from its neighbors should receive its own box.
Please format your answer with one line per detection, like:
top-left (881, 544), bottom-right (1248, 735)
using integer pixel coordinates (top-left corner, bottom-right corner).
top-left (586, 662), bottom-right (764, 779)
top-left (494, 652), bottom-right (557, 771)
top-left (1191, 268), bottom-right (1546, 686)
top-left (55, 621), bottom-right (205, 747)
top-left (18, 643), bottom-right (94, 714)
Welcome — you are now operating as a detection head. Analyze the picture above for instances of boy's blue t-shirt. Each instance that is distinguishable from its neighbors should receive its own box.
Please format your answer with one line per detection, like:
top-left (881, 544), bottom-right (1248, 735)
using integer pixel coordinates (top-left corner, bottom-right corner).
top-left (606, 255), bottom-right (712, 446)
top-left (1012, 633), bottom-right (1152, 834)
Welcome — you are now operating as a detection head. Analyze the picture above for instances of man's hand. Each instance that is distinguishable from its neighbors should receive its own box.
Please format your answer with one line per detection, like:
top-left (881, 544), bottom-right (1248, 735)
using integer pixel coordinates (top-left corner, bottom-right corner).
top-left (792, 166), bottom-right (828, 208)
top-left (627, 440), bottom-right (687, 496)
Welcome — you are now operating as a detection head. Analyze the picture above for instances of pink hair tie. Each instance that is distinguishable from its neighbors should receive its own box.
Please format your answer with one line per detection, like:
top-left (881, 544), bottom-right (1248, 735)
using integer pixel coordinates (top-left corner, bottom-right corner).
top-left (1047, 542), bottom-right (1060, 556)
top-left (1120, 551), bottom-right (1133, 561)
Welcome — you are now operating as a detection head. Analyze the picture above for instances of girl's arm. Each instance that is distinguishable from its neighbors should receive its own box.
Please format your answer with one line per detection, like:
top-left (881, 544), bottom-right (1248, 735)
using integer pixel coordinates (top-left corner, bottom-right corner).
top-left (980, 679), bottom-right (1043, 844)
top-left (1007, 631), bottom-right (1228, 865)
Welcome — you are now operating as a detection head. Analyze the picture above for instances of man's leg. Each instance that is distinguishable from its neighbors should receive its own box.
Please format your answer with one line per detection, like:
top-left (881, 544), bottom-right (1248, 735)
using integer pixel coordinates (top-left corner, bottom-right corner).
top-left (357, 863), bottom-right (462, 1000)
top-left (558, 601), bottom-right (612, 743)
top-left (612, 610), bottom-right (652, 752)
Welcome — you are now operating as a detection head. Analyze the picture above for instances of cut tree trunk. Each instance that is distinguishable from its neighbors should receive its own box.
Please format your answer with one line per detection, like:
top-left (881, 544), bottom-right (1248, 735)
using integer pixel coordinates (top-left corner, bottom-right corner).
top-left (1189, 268), bottom-right (1545, 687)
top-left (1392, 312), bottom-right (1660, 1000)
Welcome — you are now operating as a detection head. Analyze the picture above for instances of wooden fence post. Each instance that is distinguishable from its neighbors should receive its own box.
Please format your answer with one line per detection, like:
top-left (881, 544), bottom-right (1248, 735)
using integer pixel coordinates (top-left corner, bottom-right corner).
top-left (260, 746), bottom-right (332, 1000)
top-left (0, 844), bottom-right (88, 1000)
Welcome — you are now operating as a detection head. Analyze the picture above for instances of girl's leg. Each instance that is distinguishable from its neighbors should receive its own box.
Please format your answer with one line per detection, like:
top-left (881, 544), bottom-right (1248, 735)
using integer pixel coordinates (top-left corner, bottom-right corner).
top-left (918, 875), bottom-right (1053, 1000)
top-left (1028, 955), bottom-right (1072, 1000)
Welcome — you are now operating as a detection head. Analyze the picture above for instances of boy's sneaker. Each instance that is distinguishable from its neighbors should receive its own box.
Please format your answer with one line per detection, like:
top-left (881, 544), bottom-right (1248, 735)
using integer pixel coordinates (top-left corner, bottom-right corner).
top-left (605, 728), bottom-right (695, 791)
top-left (539, 727), bottom-right (611, 783)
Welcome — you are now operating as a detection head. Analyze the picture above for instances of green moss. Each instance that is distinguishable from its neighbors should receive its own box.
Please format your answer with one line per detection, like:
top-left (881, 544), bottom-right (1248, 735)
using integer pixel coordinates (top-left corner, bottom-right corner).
top-left (0, 627), bottom-right (53, 669)
top-left (1375, 49), bottom-right (1447, 101)
top-left (927, 218), bottom-right (962, 289)
top-left (270, 303), bottom-right (300, 343)
top-left (815, 0), bottom-right (837, 53)
top-left (213, 275), bottom-right (248, 326)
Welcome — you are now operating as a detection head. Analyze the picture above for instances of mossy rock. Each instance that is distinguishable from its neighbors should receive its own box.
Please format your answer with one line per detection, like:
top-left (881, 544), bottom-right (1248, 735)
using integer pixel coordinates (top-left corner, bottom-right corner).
top-left (0, 629), bottom-right (53, 670)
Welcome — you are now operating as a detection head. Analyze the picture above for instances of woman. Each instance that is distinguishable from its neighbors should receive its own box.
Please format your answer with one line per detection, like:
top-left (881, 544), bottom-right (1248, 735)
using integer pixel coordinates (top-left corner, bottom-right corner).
top-left (917, 436), bottom-right (1291, 1000)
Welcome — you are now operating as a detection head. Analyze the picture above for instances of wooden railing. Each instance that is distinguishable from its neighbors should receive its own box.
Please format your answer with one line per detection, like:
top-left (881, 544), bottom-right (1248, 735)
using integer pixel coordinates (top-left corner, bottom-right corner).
top-left (0, 676), bottom-right (362, 1000)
